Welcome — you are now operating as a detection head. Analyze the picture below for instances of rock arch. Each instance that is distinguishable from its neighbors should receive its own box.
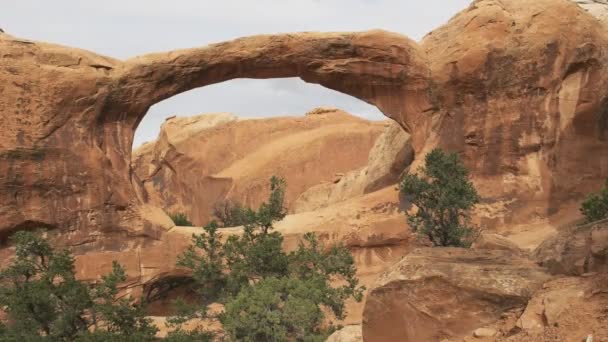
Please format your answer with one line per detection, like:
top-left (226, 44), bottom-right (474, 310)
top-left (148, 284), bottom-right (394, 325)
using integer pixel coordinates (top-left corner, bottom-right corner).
top-left (3, 0), bottom-right (608, 250)
top-left (0, 29), bottom-right (431, 245)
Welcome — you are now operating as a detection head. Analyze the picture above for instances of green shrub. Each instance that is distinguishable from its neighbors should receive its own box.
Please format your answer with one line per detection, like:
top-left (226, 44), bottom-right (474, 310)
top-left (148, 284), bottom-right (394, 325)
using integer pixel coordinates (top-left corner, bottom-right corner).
top-left (174, 177), bottom-right (363, 341)
top-left (400, 148), bottom-right (480, 247)
top-left (581, 179), bottom-right (608, 223)
top-left (170, 212), bottom-right (194, 226)
top-left (212, 200), bottom-right (251, 227)
top-left (0, 231), bottom-right (157, 340)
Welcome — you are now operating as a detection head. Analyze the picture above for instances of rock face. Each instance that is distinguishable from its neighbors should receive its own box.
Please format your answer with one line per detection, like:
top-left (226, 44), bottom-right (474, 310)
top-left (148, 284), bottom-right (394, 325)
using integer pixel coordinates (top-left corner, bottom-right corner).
top-left (66, 185), bottom-right (409, 324)
top-left (362, 248), bottom-right (550, 342)
top-left (421, 0), bottom-right (608, 229)
top-left (487, 274), bottom-right (608, 341)
top-left (574, 0), bottom-right (608, 25)
top-left (294, 120), bottom-right (412, 213)
top-left (0, 29), bottom-right (429, 246)
top-left (3, 0), bottom-right (608, 336)
top-left (534, 219), bottom-right (608, 275)
top-left (132, 109), bottom-right (385, 225)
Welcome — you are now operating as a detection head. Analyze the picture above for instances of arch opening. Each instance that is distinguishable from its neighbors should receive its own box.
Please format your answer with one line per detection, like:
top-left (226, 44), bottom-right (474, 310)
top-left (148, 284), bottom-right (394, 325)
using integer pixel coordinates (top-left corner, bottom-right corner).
top-left (130, 77), bottom-right (406, 227)
top-left (132, 77), bottom-right (386, 149)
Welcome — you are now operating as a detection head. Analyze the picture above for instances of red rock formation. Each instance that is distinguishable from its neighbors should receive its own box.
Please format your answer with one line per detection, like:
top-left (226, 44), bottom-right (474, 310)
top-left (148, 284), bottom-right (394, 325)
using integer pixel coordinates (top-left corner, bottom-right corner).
top-left (3, 0), bottom-right (608, 244)
top-left (0, 29), bottom-right (427, 249)
top-left (131, 109), bottom-right (385, 225)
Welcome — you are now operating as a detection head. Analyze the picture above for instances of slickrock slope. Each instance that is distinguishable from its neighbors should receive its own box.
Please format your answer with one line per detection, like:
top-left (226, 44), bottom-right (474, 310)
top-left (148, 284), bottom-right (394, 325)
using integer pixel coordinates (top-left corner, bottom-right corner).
top-left (132, 108), bottom-right (386, 225)
top-left (293, 120), bottom-right (413, 213)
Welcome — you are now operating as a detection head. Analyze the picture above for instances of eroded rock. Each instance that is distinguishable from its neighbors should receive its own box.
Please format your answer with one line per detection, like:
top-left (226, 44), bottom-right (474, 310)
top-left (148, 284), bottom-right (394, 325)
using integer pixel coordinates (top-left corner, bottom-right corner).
top-left (534, 219), bottom-right (608, 275)
top-left (362, 248), bottom-right (550, 342)
top-left (132, 109), bottom-right (385, 225)
top-left (293, 121), bottom-right (412, 213)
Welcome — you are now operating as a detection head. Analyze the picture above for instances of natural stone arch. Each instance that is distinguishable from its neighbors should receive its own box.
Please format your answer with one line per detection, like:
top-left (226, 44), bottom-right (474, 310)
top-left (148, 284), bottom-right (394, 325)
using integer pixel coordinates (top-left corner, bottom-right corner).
top-left (0, 29), bottom-right (431, 246)
top-left (3, 0), bottom-right (608, 250)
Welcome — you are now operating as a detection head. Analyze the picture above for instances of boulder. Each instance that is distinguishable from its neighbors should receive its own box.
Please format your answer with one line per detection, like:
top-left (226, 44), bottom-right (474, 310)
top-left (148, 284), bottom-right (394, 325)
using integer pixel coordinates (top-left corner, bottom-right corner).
top-left (473, 328), bottom-right (497, 338)
top-left (362, 248), bottom-right (550, 342)
top-left (534, 219), bottom-right (608, 275)
top-left (507, 275), bottom-right (608, 341)
top-left (472, 233), bottom-right (524, 255)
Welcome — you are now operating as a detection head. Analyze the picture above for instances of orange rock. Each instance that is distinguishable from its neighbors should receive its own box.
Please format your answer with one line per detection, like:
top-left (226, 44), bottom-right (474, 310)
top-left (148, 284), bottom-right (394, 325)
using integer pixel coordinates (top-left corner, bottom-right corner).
top-left (132, 109), bottom-right (385, 225)
top-left (362, 248), bottom-right (550, 342)
top-left (3, 0), bottom-right (608, 242)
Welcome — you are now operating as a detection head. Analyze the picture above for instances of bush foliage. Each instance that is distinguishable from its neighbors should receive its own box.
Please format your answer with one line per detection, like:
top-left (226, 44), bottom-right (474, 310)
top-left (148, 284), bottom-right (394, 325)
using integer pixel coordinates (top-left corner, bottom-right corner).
top-left (176, 176), bottom-right (363, 341)
top-left (580, 179), bottom-right (608, 223)
top-left (169, 212), bottom-right (194, 227)
top-left (0, 177), bottom-right (363, 341)
top-left (0, 231), bottom-right (157, 340)
top-left (400, 148), bottom-right (480, 247)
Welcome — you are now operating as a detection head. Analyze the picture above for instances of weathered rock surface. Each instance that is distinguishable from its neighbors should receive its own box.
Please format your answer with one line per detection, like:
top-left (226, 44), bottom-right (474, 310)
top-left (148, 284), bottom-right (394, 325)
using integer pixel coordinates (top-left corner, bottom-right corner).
top-left (294, 120), bottom-right (412, 213)
top-left (2, 0), bottom-right (608, 336)
top-left (362, 248), bottom-right (550, 342)
top-left (421, 0), bottom-right (608, 229)
top-left (574, 0), bottom-right (608, 25)
top-left (472, 233), bottom-right (524, 255)
top-left (534, 219), bottom-right (608, 275)
top-left (326, 325), bottom-right (363, 342)
top-left (486, 274), bottom-right (608, 341)
top-left (132, 108), bottom-right (385, 225)
top-left (0, 29), bottom-right (428, 246)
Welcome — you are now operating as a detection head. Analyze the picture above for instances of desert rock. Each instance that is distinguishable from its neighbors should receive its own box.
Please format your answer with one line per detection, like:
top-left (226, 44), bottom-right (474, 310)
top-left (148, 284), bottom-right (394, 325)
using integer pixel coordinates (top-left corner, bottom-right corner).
top-left (574, 0), bottom-right (608, 25)
top-left (362, 248), bottom-right (550, 342)
top-left (132, 109), bottom-right (385, 225)
top-left (294, 120), bottom-right (412, 213)
top-left (2, 0), bottom-right (608, 243)
top-left (326, 325), bottom-right (363, 342)
top-left (496, 274), bottom-right (608, 341)
top-left (534, 219), bottom-right (608, 275)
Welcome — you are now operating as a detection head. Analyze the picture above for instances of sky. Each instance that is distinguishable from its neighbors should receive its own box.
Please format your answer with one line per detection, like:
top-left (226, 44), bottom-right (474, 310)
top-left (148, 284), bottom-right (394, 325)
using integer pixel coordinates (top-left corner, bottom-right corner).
top-left (2, 0), bottom-right (471, 148)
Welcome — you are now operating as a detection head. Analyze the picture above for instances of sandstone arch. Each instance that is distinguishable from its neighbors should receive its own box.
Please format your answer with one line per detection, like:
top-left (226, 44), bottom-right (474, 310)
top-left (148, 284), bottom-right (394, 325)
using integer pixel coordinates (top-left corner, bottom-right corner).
top-left (3, 0), bottom-right (608, 250)
top-left (0, 29), bottom-right (431, 246)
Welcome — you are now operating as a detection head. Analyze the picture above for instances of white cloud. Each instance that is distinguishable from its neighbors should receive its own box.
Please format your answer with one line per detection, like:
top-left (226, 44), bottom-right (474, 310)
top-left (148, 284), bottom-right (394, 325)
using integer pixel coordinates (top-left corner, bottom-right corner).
top-left (2, 0), bottom-right (471, 147)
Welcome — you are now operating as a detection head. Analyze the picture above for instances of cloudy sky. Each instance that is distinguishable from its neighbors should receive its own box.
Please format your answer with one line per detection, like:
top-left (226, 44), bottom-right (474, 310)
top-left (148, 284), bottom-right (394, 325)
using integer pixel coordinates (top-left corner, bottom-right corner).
top-left (3, 1), bottom-right (471, 147)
